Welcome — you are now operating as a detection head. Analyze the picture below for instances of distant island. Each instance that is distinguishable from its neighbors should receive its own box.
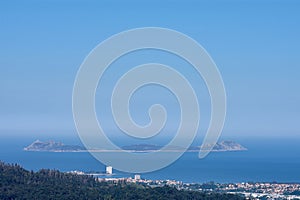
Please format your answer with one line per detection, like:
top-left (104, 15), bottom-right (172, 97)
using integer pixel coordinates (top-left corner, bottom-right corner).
top-left (24, 140), bottom-right (86, 152)
top-left (24, 140), bottom-right (247, 152)
top-left (122, 141), bottom-right (247, 152)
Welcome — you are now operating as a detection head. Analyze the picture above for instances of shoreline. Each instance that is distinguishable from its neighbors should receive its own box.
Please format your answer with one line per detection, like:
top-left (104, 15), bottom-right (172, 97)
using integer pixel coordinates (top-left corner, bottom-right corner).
top-left (23, 149), bottom-right (247, 153)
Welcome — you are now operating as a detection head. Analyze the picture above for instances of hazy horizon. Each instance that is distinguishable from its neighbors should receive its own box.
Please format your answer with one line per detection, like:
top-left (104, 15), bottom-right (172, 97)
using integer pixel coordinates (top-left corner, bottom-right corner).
top-left (1, 1), bottom-right (300, 141)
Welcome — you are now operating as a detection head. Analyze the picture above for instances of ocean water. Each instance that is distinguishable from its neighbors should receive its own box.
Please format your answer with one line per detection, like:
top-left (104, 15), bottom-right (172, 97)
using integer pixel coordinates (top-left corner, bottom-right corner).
top-left (1, 133), bottom-right (300, 183)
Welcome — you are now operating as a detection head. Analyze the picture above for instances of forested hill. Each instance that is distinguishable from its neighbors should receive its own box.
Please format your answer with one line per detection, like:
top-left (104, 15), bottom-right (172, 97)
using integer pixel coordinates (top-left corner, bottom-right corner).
top-left (0, 161), bottom-right (244, 200)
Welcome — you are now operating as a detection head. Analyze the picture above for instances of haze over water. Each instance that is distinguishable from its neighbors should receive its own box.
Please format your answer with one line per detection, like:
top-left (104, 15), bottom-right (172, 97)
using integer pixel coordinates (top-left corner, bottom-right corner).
top-left (1, 132), bottom-right (300, 183)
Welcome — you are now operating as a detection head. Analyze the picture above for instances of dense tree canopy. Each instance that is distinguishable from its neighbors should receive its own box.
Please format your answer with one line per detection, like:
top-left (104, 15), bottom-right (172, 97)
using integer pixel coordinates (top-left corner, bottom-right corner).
top-left (0, 161), bottom-right (244, 200)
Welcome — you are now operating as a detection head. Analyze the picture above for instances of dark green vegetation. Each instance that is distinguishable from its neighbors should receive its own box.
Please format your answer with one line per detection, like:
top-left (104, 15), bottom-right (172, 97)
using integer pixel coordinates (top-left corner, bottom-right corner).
top-left (0, 161), bottom-right (244, 200)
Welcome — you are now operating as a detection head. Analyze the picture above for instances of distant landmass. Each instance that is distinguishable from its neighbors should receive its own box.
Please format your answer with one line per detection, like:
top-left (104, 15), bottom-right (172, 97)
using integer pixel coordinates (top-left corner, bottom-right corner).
top-left (122, 141), bottom-right (247, 152)
top-left (24, 140), bottom-right (246, 152)
top-left (24, 140), bottom-right (86, 152)
top-left (201, 140), bottom-right (247, 151)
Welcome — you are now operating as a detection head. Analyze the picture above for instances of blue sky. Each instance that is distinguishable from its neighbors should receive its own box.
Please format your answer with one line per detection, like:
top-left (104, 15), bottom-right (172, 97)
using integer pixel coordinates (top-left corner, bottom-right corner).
top-left (0, 0), bottom-right (300, 140)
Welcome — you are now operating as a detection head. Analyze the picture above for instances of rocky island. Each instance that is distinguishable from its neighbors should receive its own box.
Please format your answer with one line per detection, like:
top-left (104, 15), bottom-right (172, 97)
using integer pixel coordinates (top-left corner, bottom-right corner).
top-left (24, 140), bottom-right (86, 152)
top-left (200, 140), bottom-right (247, 152)
top-left (24, 140), bottom-right (246, 152)
top-left (122, 141), bottom-right (247, 152)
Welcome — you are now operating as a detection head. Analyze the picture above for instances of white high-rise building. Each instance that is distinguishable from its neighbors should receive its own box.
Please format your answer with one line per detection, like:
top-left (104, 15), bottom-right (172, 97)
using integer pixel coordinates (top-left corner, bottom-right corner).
top-left (134, 174), bottom-right (141, 180)
top-left (106, 166), bottom-right (113, 174)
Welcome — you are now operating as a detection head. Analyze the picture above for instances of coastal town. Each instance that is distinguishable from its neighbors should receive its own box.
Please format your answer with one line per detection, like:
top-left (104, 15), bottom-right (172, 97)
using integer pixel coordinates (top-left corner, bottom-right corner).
top-left (68, 165), bottom-right (300, 200)
top-left (99, 176), bottom-right (300, 200)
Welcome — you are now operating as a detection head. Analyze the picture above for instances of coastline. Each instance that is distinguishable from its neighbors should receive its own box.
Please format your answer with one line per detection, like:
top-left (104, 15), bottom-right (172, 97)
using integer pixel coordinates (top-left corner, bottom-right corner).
top-left (23, 149), bottom-right (248, 153)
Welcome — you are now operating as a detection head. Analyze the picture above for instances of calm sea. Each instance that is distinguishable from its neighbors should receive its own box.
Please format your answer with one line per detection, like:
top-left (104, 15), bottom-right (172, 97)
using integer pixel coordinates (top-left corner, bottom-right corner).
top-left (1, 133), bottom-right (300, 183)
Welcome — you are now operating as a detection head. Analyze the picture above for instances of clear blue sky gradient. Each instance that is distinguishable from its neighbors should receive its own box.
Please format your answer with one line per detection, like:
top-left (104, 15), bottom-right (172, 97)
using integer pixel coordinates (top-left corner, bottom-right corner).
top-left (0, 0), bottom-right (300, 139)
